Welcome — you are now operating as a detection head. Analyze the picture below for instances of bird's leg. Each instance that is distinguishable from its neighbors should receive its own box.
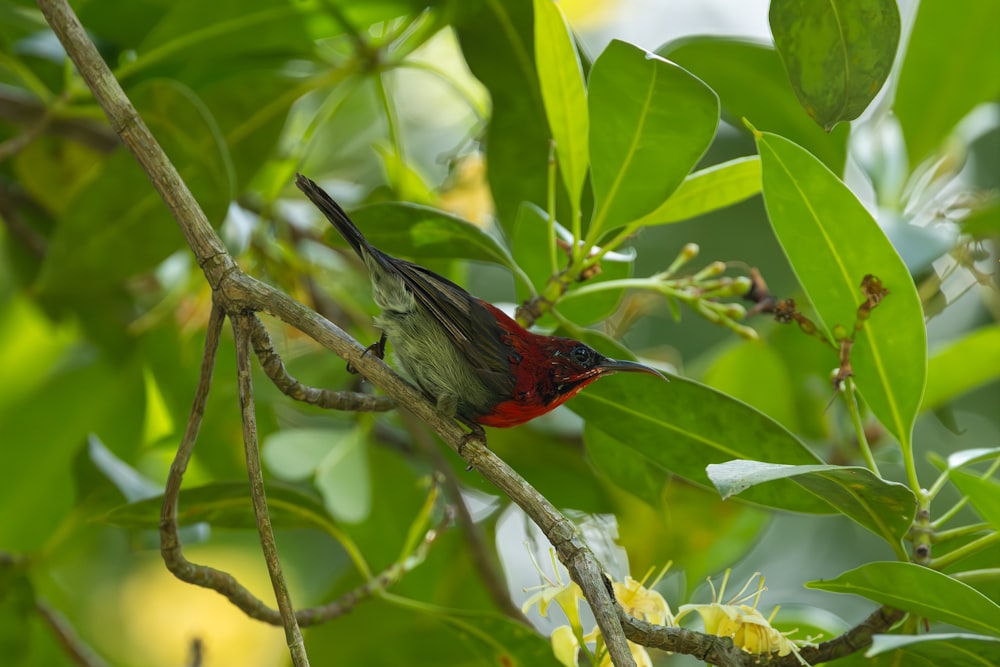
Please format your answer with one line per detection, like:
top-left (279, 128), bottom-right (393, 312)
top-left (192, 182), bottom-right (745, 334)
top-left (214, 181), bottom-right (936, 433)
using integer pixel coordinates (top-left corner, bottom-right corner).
top-left (455, 415), bottom-right (487, 463)
top-left (347, 332), bottom-right (387, 374)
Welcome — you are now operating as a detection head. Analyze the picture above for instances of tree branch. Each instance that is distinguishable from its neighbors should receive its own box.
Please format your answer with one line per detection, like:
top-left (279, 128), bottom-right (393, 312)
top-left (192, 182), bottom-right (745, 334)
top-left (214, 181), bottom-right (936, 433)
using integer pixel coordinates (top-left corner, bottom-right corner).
top-left (232, 312), bottom-right (309, 666)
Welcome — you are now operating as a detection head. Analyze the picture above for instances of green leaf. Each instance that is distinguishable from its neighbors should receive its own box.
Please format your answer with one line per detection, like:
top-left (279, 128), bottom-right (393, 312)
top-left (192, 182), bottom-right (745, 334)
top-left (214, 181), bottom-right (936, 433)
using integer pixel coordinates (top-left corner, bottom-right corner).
top-left (454, 0), bottom-right (551, 230)
top-left (584, 424), bottom-right (665, 507)
top-left (0, 569), bottom-right (33, 665)
top-left (588, 39), bottom-right (719, 235)
top-left (707, 460), bottom-right (916, 543)
top-left (755, 130), bottom-right (926, 448)
top-left (701, 338), bottom-right (799, 432)
top-left (102, 481), bottom-right (338, 534)
top-left (533, 0), bottom-right (588, 208)
top-left (263, 427), bottom-right (372, 525)
top-left (949, 470), bottom-right (1000, 531)
top-left (402, 604), bottom-right (562, 667)
top-left (660, 37), bottom-right (849, 173)
top-left (923, 325), bottom-right (1000, 412)
top-left (769, 0), bottom-right (900, 131)
top-left (807, 562), bottom-right (1000, 637)
top-left (895, 0), bottom-right (1000, 164)
top-left (634, 156), bottom-right (761, 226)
top-left (346, 202), bottom-right (516, 271)
top-left (570, 374), bottom-right (831, 514)
top-left (947, 448), bottom-right (1000, 471)
top-left (868, 634), bottom-right (1000, 664)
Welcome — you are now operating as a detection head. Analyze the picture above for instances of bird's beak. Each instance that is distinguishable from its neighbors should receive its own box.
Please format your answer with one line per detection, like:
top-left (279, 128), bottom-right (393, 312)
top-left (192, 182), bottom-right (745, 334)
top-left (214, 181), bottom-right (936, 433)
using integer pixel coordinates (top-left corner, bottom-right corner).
top-left (596, 357), bottom-right (669, 381)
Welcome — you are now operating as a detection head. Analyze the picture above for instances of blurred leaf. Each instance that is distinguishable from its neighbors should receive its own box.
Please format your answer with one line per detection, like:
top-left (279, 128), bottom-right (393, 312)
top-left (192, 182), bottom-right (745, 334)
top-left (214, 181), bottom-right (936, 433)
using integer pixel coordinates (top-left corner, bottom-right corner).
top-left (769, 0), bottom-right (899, 130)
top-left (0, 353), bottom-right (145, 550)
top-left (314, 427), bottom-right (371, 525)
top-left (660, 37), bottom-right (849, 173)
top-left (868, 634), bottom-right (1000, 664)
top-left (0, 569), bottom-right (33, 666)
top-left (86, 433), bottom-right (161, 503)
top-left (454, 0), bottom-right (551, 230)
top-left (946, 448), bottom-right (1000, 471)
top-left (588, 39), bottom-right (718, 235)
top-left (756, 130), bottom-right (926, 449)
top-left (129, 0), bottom-right (314, 79)
top-left (895, 0), bottom-right (1000, 164)
top-left (407, 603), bottom-right (562, 667)
top-left (103, 480), bottom-right (336, 533)
top-left (36, 80), bottom-right (231, 296)
top-left (962, 201), bottom-right (1000, 238)
top-left (949, 470), bottom-right (1000, 531)
top-left (635, 156), bottom-right (762, 226)
top-left (923, 325), bottom-right (1000, 412)
top-left (707, 460), bottom-right (915, 543)
top-left (584, 424), bottom-right (665, 507)
top-left (533, 0), bottom-right (588, 208)
top-left (808, 561), bottom-right (1000, 636)
top-left (346, 202), bottom-right (516, 271)
top-left (570, 374), bottom-right (831, 513)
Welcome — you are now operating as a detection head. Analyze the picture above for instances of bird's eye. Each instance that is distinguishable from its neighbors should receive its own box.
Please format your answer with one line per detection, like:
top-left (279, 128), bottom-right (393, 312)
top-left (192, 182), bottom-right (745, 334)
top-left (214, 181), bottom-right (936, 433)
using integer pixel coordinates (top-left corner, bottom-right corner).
top-left (570, 345), bottom-right (594, 366)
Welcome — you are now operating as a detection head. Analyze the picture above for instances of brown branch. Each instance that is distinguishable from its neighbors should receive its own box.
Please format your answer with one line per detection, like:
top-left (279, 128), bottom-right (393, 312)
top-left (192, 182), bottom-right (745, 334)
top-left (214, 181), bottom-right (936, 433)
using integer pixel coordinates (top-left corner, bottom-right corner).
top-left (231, 312), bottom-right (308, 666)
top-left (248, 315), bottom-right (395, 412)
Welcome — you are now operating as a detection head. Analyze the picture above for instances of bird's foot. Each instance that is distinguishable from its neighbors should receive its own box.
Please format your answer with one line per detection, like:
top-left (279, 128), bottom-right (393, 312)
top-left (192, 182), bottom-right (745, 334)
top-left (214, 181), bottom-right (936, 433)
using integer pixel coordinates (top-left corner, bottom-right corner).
top-left (456, 419), bottom-right (487, 465)
top-left (347, 332), bottom-right (387, 374)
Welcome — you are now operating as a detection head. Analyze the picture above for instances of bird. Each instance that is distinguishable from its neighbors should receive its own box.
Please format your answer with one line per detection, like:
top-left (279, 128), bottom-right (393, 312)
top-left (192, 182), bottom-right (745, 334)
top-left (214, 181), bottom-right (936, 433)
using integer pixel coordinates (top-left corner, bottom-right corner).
top-left (296, 174), bottom-right (666, 428)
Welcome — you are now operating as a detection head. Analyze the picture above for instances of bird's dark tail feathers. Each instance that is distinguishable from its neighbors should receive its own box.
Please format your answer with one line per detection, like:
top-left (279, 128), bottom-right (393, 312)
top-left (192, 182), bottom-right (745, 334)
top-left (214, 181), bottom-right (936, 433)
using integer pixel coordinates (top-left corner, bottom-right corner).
top-left (295, 173), bottom-right (370, 258)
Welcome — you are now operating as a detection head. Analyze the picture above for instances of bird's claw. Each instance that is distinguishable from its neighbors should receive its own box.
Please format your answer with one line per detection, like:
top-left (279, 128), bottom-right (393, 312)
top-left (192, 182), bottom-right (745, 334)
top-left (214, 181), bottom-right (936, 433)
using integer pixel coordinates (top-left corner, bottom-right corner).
top-left (347, 333), bottom-right (387, 374)
top-left (457, 421), bottom-right (487, 464)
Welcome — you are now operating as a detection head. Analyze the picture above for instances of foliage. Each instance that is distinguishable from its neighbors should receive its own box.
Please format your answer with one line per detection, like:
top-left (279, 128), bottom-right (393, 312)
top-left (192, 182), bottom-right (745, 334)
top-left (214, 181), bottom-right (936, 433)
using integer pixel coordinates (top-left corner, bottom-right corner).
top-left (1, 0), bottom-right (999, 665)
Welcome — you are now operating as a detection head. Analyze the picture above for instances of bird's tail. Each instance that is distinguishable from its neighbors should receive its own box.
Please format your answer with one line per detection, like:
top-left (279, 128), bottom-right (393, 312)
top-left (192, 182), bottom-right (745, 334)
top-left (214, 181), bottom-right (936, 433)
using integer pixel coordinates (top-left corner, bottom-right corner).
top-left (295, 173), bottom-right (370, 258)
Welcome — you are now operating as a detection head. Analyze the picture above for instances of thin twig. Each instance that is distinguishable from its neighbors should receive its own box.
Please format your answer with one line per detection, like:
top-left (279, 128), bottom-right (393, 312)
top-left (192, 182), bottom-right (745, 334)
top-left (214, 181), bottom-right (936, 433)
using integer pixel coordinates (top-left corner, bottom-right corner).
top-left (248, 315), bottom-right (395, 412)
top-left (232, 312), bottom-right (309, 667)
top-left (35, 599), bottom-right (110, 667)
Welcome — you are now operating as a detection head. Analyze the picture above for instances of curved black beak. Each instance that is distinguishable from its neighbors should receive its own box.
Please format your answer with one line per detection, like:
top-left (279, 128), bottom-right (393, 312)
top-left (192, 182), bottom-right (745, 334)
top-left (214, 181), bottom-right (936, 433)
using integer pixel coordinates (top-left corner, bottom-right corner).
top-left (596, 357), bottom-right (669, 381)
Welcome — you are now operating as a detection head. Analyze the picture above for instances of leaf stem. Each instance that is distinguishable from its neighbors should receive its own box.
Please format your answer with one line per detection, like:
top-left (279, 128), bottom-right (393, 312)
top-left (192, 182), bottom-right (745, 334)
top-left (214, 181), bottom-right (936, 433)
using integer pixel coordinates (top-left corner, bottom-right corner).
top-left (930, 531), bottom-right (1000, 570)
top-left (843, 378), bottom-right (881, 476)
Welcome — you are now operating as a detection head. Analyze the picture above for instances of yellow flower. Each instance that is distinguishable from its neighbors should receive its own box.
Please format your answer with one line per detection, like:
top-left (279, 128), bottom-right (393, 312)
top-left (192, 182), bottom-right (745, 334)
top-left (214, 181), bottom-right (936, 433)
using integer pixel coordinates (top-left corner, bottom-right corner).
top-left (550, 625), bottom-right (580, 667)
top-left (613, 576), bottom-right (674, 626)
top-left (676, 571), bottom-right (809, 665)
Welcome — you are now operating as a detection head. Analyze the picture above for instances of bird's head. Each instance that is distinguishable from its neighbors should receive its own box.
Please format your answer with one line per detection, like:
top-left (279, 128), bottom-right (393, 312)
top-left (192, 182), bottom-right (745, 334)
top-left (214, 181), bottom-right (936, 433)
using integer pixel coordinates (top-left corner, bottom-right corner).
top-left (541, 338), bottom-right (667, 400)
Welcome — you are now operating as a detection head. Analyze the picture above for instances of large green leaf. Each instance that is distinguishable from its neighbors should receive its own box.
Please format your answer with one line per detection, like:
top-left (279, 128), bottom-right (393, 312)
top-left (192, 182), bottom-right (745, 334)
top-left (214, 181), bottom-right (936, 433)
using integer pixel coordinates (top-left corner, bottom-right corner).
top-left (755, 130), bottom-right (926, 448)
top-left (895, 0), bottom-right (1000, 164)
top-left (533, 0), bottom-right (588, 208)
top-left (707, 460), bottom-right (916, 543)
top-left (102, 481), bottom-right (338, 534)
top-left (570, 374), bottom-right (831, 514)
top-left (808, 562), bottom-right (1000, 637)
top-left (634, 156), bottom-right (762, 226)
top-left (584, 424), bottom-right (665, 508)
top-left (660, 37), bottom-right (849, 173)
top-left (868, 634), bottom-right (1000, 665)
top-left (588, 39), bottom-right (719, 236)
top-left (923, 325), bottom-right (1000, 411)
top-left (769, 0), bottom-right (900, 131)
top-left (949, 469), bottom-right (1000, 531)
top-left (454, 0), bottom-right (550, 230)
top-left (345, 202), bottom-right (516, 271)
